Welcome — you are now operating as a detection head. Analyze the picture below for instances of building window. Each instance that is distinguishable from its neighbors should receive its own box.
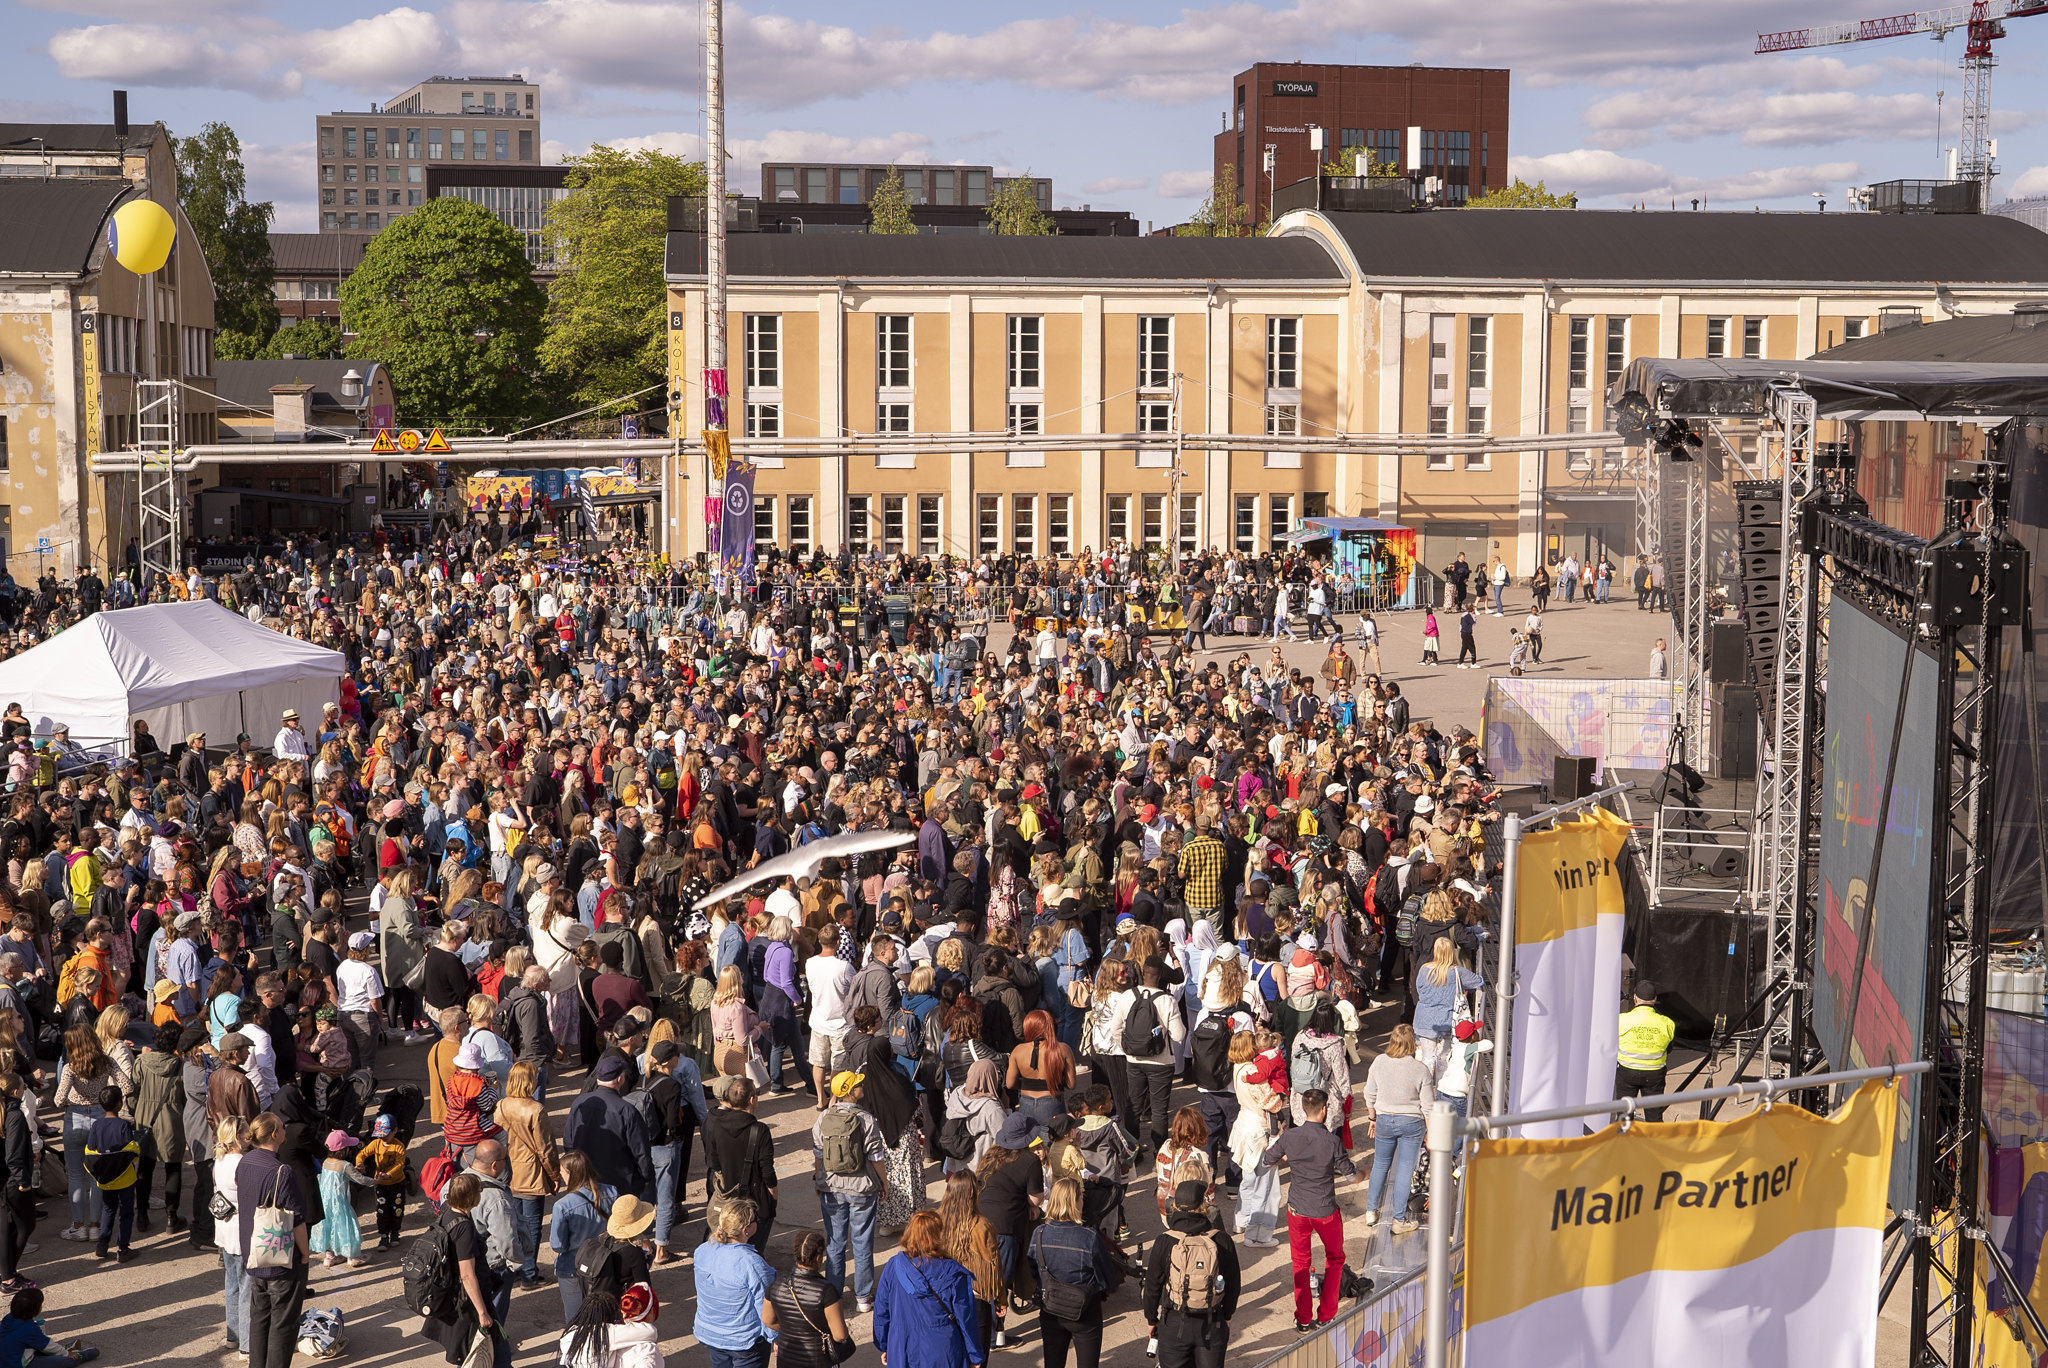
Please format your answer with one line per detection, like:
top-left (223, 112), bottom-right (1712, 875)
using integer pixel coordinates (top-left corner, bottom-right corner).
top-left (917, 495), bottom-right (942, 555)
top-left (1047, 494), bottom-right (1071, 556)
top-left (388, 189), bottom-right (402, 206)
top-left (407, 128), bottom-right (420, 158)
top-left (1466, 316), bottom-right (1489, 390)
top-left (1567, 316), bottom-right (1590, 390)
top-left (1566, 405), bottom-right (1591, 472)
top-left (322, 212), bottom-right (338, 230)
top-left (838, 169), bottom-right (860, 204)
top-left (322, 188), bottom-right (335, 206)
top-left (319, 127), bottom-right (334, 157)
top-left (1010, 494), bottom-right (1035, 555)
top-left (977, 495), bottom-right (1001, 554)
top-left (343, 189), bottom-right (357, 206)
top-left (343, 165), bottom-right (358, 183)
top-left (933, 169), bottom-right (956, 205)
top-left (1269, 494), bottom-right (1295, 551)
top-left (754, 496), bottom-right (775, 550)
top-left (966, 170), bottom-right (987, 206)
top-left (496, 131), bottom-right (510, 162)
top-left (1742, 317), bottom-right (1763, 359)
top-left (1264, 404), bottom-right (1298, 437)
top-left (343, 213), bottom-right (357, 229)
top-left (1265, 317), bottom-right (1299, 390)
top-left (1605, 316), bottom-right (1627, 381)
top-left (847, 495), bottom-right (871, 553)
top-left (428, 130), bottom-right (443, 160)
top-left (408, 164), bottom-right (422, 183)
top-left (0, 418), bottom-right (7, 470)
top-left (450, 129), bottom-right (465, 161)
top-left (407, 190), bottom-right (422, 207)
top-left (321, 164), bottom-right (335, 183)
top-left (877, 315), bottom-right (911, 389)
top-left (473, 131), bottom-right (488, 160)
top-left (876, 402), bottom-right (911, 433)
top-left (365, 213), bottom-right (380, 230)
top-left (805, 168), bottom-right (827, 202)
top-left (343, 128), bottom-right (357, 158)
top-left (1844, 317), bottom-right (1868, 340)
top-left (1006, 403), bottom-right (1041, 435)
top-left (1006, 315), bottom-right (1041, 390)
top-left (364, 129), bottom-right (378, 159)
top-left (1138, 315), bottom-right (1172, 390)
top-left (1141, 493), bottom-right (1165, 548)
top-left (1106, 494), bottom-right (1130, 546)
top-left (882, 495), bottom-right (907, 555)
top-left (744, 403), bottom-right (780, 438)
top-left (1705, 317), bottom-right (1727, 358)
top-left (772, 168), bottom-right (795, 201)
top-left (1234, 495), bottom-right (1257, 552)
top-left (902, 168), bottom-right (925, 203)
top-left (1465, 405), bottom-right (1487, 435)
top-left (519, 131), bottom-right (533, 162)
top-left (1176, 496), bottom-right (1199, 556)
top-left (744, 314), bottom-right (780, 389)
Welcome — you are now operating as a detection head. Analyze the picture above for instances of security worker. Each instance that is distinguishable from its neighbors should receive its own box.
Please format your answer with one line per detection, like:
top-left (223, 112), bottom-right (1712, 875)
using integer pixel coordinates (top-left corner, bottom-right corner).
top-left (1616, 979), bottom-right (1677, 1121)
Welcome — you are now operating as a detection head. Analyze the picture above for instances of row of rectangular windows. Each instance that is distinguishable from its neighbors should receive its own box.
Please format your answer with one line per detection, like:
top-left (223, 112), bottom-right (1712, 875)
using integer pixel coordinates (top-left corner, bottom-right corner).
top-left (318, 128), bottom-right (533, 162)
top-left (325, 188), bottom-right (423, 207)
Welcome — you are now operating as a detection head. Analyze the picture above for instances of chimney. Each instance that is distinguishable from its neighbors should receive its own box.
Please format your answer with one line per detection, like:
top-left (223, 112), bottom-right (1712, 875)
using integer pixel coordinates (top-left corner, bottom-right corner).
top-left (271, 383), bottom-right (316, 443)
top-left (113, 91), bottom-right (128, 138)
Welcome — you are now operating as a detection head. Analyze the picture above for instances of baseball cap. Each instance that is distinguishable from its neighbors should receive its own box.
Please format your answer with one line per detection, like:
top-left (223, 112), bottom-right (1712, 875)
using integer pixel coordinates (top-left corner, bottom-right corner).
top-left (595, 1054), bottom-right (629, 1082)
top-left (831, 1070), bottom-right (866, 1098)
top-left (1633, 979), bottom-right (1660, 1002)
top-left (1454, 1020), bottom-right (1481, 1042)
top-left (349, 931), bottom-right (376, 950)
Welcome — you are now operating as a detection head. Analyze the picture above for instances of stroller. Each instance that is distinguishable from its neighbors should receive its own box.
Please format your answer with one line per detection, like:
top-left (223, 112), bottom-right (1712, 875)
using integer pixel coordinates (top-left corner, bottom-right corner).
top-left (322, 1069), bottom-right (377, 1140)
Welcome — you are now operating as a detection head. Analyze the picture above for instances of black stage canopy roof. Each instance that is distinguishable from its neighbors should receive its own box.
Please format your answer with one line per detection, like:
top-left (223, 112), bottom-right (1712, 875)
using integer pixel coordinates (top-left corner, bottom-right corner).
top-left (1612, 358), bottom-right (2048, 420)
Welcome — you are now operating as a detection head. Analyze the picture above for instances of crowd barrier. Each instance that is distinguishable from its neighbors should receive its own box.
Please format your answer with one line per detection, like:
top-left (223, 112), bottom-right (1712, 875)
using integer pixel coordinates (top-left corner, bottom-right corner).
top-left (1242, 1242), bottom-right (1465, 1368)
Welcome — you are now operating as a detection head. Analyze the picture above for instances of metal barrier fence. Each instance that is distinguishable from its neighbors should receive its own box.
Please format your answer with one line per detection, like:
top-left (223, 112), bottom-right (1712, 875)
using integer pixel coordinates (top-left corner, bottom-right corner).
top-left (1243, 1243), bottom-right (1465, 1368)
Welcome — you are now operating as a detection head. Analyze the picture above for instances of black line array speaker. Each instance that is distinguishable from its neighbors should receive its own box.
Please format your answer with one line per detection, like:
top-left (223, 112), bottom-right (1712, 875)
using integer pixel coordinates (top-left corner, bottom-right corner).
top-left (1735, 480), bottom-right (1785, 700)
top-left (1553, 755), bottom-right (1597, 802)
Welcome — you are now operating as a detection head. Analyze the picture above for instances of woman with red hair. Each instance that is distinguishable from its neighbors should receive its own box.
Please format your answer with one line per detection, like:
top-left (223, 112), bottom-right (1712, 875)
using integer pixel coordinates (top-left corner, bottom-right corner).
top-left (872, 1212), bottom-right (982, 1368)
top-left (1005, 1009), bottom-right (1073, 1128)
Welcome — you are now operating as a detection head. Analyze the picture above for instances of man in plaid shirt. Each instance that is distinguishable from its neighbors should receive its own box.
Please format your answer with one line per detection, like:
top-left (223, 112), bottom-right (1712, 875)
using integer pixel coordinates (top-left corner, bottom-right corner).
top-left (1177, 819), bottom-right (1227, 936)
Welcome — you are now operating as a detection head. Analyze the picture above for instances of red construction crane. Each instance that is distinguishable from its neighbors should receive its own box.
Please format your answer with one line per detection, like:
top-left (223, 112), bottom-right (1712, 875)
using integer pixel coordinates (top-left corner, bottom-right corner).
top-left (1757, 0), bottom-right (2048, 188)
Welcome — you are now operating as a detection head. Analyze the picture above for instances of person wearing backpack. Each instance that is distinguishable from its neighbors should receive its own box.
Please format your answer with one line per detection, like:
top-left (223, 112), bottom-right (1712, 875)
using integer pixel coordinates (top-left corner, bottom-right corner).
top-left (1287, 1004), bottom-right (1351, 1147)
top-left (83, 1084), bottom-right (140, 1262)
top-left (1259, 1087), bottom-right (1349, 1334)
top-left (1141, 1179), bottom-right (1241, 1368)
top-left (1030, 1177), bottom-right (1118, 1368)
top-left (810, 1070), bottom-right (890, 1314)
top-left (1110, 959), bottom-right (1184, 1165)
top-left (413, 1172), bottom-right (500, 1368)
top-left (633, 1039), bottom-right (691, 1267)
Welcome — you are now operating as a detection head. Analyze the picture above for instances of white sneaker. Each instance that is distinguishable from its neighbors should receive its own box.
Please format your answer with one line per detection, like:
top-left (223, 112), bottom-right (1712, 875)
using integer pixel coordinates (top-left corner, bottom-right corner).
top-left (148, 1196), bottom-right (166, 1210)
top-left (1363, 1210), bottom-right (1380, 1227)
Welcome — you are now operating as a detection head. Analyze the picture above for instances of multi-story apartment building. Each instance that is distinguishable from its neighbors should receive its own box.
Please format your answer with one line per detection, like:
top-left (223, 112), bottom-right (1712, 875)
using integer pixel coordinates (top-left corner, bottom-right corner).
top-left (427, 165), bottom-right (569, 267)
top-left (316, 75), bottom-right (540, 234)
top-left (662, 206), bottom-right (2048, 570)
top-left (760, 162), bottom-right (1051, 212)
top-left (0, 112), bottom-right (219, 574)
top-left (1216, 63), bottom-right (1510, 226)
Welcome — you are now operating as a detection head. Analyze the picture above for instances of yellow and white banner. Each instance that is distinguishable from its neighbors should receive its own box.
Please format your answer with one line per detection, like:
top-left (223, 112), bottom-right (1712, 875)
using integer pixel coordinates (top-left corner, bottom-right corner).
top-left (1509, 806), bottom-right (1632, 1137)
top-left (1467, 1079), bottom-right (1897, 1366)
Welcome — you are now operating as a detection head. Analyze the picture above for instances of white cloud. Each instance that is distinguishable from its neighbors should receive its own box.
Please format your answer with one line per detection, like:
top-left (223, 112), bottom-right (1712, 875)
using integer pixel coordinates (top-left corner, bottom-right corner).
top-left (1586, 85), bottom-right (1935, 149)
top-left (242, 140), bottom-right (313, 232)
top-left (1508, 149), bottom-right (1667, 197)
top-left (1158, 170), bottom-right (1214, 198)
top-left (48, 23), bottom-right (301, 97)
top-left (1083, 176), bottom-right (1149, 195)
top-left (2006, 164), bottom-right (2048, 197)
top-left (19, 0), bottom-right (256, 18)
top-left (1662, 160), bottom-right (1860, 202)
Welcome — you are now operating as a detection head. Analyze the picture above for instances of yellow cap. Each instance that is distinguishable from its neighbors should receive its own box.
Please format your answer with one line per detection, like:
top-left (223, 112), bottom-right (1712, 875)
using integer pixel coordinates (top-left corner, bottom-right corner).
top-left (830, 1070), bottom-right (865, 1099)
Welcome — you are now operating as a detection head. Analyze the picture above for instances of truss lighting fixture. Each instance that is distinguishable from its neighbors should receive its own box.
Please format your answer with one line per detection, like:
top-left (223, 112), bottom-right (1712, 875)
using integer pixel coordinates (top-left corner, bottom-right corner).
top-left (1654, 418), bottom-right (1704, 461)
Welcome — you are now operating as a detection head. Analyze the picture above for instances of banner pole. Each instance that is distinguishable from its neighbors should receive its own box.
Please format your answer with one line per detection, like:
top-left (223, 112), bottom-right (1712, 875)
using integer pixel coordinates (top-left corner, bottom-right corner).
top-left (1424, 1101), bottom-right (1458, 1368)
top-left (1489, 813), bottom-right (1521, 1117)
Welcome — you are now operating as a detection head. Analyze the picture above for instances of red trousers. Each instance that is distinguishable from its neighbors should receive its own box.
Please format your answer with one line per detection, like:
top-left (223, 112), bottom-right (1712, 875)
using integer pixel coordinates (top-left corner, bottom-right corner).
top-left (1287, 1207), bottom-right (1345, 1325)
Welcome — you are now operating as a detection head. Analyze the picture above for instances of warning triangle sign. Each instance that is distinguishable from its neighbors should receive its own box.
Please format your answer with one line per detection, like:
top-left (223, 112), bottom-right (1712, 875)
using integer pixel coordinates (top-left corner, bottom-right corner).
top-left (422, 428), bottom-right (452, 453)
top-left (370, 429), bottom-right (398, 453)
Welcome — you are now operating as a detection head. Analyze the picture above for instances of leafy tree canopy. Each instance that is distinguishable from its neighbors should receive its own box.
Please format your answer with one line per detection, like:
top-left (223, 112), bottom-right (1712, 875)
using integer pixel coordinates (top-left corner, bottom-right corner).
top-left (869, 166), bottom-right (916, 235)
top-left (540, 145), bottom-right (705, 415)
top-left (1467, 179), bottom-right (1578, 209)
top-left (339, 197), bottom-right (546, 425)
top-left (174, 122), bottom-right (278, 341)
top-left (986, 175), bottom-right (1054, 236)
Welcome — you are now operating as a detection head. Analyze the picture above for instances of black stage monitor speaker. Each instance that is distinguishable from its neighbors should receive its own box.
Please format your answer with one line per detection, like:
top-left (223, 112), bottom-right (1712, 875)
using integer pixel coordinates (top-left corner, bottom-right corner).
top-left (1553, 755), bottom-right (1596, 802)
top-left (1714, 683), bottom-right (1759, 779)
top-left (1709, 619), bottom-right (1749, 684)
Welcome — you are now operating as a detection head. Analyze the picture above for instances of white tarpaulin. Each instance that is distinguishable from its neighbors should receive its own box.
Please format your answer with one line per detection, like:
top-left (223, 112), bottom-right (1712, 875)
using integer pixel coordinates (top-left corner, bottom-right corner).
top-left (0, 600), bottom-right (346, 753)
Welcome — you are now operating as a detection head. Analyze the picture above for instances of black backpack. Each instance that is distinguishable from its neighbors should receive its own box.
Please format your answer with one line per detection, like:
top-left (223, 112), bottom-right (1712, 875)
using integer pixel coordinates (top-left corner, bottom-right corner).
top-left (887, 1007), bottom-right (924, 1061)
top-left (1188, 1013), bottom-right (1232, 1092)
top-left (1395, 893), bottom-right (1426, 947)
top-left (400, 1213), bottom-right (460, 1320)
top-left (1121, 989), bottom-right (1165, 1058)
top-left (937, 1113), bottom-right (978, 1162)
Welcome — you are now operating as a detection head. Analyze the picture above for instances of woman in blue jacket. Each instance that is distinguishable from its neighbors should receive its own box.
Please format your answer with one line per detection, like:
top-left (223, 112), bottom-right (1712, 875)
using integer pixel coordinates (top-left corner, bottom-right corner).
top-left (873, 1211), bottom-right (984, 1368)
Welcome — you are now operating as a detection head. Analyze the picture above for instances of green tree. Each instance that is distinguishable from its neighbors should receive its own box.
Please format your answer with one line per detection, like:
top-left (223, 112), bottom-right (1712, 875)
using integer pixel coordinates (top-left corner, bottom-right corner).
top-left (540, 145), bottom-right (705, 414)
top-left (1176, 165), bottom-right (1251, 237)
top-left (340, 197), bottom-right (545, 424)
top-left (213, 329), bottom-right (264, 361)
top-left (1468, 179), bottom-right (1578, 209)
top-left (173, 122), bottom-right (278, 341)
top-left (986, 175), bottom-right (1054, 236)
top-left (259, 318), bottom-right (343, 359)
top-left (869, 166), bottom-right (916, 235)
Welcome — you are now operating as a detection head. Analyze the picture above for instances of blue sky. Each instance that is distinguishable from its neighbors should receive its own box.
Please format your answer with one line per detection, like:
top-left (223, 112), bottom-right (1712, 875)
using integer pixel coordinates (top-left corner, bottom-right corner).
top-left (5, 0), bottom-right (2047, 232)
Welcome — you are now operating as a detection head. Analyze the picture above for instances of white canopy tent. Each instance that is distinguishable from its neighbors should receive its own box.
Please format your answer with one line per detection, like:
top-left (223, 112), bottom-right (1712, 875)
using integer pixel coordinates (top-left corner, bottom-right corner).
top-left (0, 600), bottom-right (347, 754)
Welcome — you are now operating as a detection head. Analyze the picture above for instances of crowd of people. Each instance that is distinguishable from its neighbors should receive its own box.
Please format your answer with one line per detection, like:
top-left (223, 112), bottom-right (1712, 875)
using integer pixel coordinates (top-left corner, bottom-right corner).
top-left (0, 511), bottom-right (1538, 1368)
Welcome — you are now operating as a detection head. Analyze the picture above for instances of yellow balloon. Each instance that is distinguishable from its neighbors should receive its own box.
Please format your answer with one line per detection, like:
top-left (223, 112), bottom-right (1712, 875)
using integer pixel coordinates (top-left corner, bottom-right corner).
top-left (107, 199), bottom-right (176, 275)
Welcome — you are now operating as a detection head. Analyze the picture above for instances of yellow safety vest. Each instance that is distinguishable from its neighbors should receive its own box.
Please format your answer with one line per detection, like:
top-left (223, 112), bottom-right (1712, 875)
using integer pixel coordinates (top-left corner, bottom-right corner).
top-left (1617, 1005), bottom-right (1676, 1071)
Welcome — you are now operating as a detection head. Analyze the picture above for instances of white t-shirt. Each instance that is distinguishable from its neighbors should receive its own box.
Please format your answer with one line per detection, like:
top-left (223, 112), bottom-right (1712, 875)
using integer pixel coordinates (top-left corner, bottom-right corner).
top-left (488, 810), bottom-right (520, 855)
top-left (805, 955), bottom-right (855, 1038)
top-left (336, 959), bottom-right (385, 1012)
top-left (215, 1152), bottom-right (246, 1256)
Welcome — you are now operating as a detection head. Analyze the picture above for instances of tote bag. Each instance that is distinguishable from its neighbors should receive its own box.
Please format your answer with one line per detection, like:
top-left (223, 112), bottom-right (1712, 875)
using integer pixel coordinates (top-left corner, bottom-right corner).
top-left (246, 1165), bottom-right (298, 1270)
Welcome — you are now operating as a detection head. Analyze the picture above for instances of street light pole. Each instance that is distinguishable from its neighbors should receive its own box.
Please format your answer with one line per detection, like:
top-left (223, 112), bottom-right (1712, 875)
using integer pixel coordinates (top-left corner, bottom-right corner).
top-left (704, 0), bottom-right (729, 572)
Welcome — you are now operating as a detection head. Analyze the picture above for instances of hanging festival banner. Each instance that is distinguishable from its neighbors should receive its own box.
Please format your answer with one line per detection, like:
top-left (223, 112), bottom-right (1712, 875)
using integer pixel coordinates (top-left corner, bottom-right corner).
top-left (1467, 1079), bottom-right (1897, 1365)
top-left (718, 461), bottom-right (756, 585)
top-left (1509, 806), bottom-right (1632, 1137)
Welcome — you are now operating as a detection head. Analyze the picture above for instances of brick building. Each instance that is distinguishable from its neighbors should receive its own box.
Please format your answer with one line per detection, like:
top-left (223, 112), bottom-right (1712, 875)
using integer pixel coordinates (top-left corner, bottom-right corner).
top-left (1214, 63), bottom-right (1510, 226)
